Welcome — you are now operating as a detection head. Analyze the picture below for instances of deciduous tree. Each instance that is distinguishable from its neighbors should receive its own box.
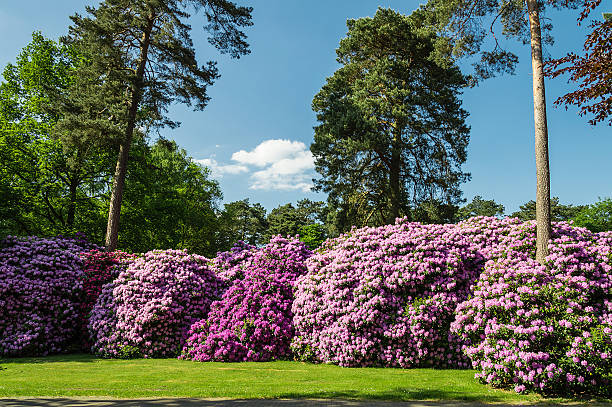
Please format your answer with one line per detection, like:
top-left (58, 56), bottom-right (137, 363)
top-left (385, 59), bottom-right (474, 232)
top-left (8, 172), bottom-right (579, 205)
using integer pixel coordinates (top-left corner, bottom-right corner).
top-left (510, 197), bottom-right (586, 222)
top-left (545, 0), bottom-right (611, 126)
top-left (456, 196), bottom-right (505, 220)
top-left (0, 32), bottom-right (109, 238)
top-left (217, 199), bottom-right (267, 249)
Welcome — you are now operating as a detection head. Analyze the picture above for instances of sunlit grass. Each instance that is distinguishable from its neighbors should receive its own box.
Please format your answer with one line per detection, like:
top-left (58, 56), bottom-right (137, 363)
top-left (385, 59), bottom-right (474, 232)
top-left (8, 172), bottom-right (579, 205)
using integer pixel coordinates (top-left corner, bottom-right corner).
top-left (0, 354), bottom-right (599, 403)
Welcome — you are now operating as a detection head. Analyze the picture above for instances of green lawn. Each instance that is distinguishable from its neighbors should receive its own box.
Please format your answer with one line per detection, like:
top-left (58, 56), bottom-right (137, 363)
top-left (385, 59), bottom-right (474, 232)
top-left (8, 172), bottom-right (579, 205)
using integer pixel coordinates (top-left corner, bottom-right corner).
top-left (0, 354), bottom-right (602, 403)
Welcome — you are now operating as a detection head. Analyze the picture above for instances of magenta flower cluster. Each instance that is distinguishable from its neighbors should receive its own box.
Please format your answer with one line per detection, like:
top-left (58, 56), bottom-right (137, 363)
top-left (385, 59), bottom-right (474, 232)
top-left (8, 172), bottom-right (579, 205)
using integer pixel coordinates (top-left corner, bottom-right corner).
top-left (182, 236), bottom-right (312, 362)
top-left (291, 220), bottom-right (484, 368)
top-left (0, 235), bottom-right (94, 356)
top-left (451, 218), bottom-right (612, 395)
top-left (77, 250), bottom-right (136, 350)
top-left (88, 249), bottom-right (223, 358)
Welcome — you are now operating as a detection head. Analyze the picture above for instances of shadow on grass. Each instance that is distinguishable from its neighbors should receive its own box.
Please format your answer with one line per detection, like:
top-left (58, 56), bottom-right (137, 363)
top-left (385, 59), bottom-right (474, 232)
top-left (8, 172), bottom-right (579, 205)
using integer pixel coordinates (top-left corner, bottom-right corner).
top-left (3, 399), bottom-right (612, 407)
top-left (277, 389), bottom-right (511, 403)
top-left (0, 399), bottom-right (557, 407)
top-left (0, 354), bottom-right (98, 364)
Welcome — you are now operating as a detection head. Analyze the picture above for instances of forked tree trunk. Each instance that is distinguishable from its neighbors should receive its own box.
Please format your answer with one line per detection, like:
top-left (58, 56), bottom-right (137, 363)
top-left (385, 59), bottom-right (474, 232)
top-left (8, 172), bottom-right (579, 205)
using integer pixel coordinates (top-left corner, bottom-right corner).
top-left (104, 15), bottom-right (156, 251)
top-left (526, 0), bottom-right (552, 264)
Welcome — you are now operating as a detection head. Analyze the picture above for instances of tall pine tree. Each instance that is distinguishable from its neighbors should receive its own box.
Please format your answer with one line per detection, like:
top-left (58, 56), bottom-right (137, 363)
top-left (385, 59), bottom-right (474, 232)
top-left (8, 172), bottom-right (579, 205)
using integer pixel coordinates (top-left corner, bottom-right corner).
top-left (57, 0), bottom-right (252, 250)
top-left (421, 0), bottom-right (585, 263)
top-left (311, 8), bottom-right (470, 231)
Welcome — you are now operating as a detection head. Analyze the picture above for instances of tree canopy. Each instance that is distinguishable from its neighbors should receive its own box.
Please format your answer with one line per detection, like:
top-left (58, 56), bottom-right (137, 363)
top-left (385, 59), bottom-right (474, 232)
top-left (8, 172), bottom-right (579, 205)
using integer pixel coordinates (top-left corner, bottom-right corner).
top-left (0, 32), bottom-right (110, 237)
top-left (510, 197), bottom-right (586, 222)
top-left (311, 8), bottom-right (470, 233)
top-left (56, 0), bottom-right (253, 249)
top-left (572, 197), bottom-right (612, 232)
top-left (545, 0), bottom-right (611, 126)
top-left (456, 196), bottom-right (505, 221)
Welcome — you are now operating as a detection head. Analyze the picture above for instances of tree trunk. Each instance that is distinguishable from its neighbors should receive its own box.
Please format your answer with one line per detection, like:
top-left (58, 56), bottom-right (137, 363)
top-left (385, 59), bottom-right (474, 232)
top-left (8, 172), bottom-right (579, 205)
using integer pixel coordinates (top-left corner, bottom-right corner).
top-left (388, 130), bottom-right (402, 224)
top-left (526, 0), bottom-right (551, 265)
top-left (66, 176), bottom-right (78, 229)
top-left (104, 15), bottom-right (156, 251)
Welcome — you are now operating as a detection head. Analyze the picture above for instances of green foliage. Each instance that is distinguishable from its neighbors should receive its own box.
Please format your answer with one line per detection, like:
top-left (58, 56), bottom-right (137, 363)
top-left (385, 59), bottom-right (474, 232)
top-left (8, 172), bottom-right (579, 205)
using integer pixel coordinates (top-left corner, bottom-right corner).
top-left (264, 199), bottom-right (328, 241)
top-left (412, 199), bottom-right (459, 224)
top-left (510, 197), bottom-right (586, 222)
top-left (118, 138), bottom-right (222, 256)
top-left (59, 0), bottom-right (253, 146)
top-left (456, 196), bottom-right (505, 221)
top-left (311, 8), bottom-right (470, 233)
top-left (54, 0), bottom-right (253, 249)
top-left (572, 197), bottom-right (612, 232)
top-left (217, 199), bottom-right (268, 249)
top-left (421, 0), bottom-right (582, 82)
top-left (0, 32), bottom-right (111, 239)
top-left (297, 224), bottom-right (327, 250)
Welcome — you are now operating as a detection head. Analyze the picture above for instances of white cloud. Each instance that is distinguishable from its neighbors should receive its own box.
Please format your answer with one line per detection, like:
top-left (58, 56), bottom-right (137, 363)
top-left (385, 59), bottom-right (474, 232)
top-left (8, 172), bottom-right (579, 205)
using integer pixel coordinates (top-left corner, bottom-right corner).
top-left (195, 158), bottom-right (248, 178)
top-left (232, 139), bottom-right (308, 167)
top-left (197, 139), bottom-right (315, 192)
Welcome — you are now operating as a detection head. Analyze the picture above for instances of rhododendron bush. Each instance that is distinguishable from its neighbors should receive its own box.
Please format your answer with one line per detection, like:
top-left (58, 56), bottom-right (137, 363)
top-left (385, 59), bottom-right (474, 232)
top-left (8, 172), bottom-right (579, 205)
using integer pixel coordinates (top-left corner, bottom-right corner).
top-left (451, 221), bottom-right (612, 395)
top-left (292, 216), bottom-right (612, 396)
top-left (89, 249), bottom-right (222, 358)
top-left (78, 250), bottom-right (135, 350)
top-left (182, 236), bottom-right (312, 362)
top-left (291, 220), bottom-right (484, 368)
top-left (0, 236), bottom-right (95, 356)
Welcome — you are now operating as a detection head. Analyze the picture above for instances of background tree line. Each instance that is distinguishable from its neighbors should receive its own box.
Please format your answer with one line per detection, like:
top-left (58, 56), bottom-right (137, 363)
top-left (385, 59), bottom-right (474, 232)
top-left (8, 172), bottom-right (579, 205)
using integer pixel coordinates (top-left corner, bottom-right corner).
top-left (1, 1), bottom-right (609, 256)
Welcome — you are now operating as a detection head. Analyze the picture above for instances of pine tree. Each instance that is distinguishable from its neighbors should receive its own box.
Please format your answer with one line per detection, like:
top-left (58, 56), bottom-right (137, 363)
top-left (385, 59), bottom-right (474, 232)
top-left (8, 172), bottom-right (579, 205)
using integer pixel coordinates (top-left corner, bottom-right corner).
top-left (421, 0), bottom-right (585, 263)
top-left (57, 0), bottom-right (252, 250)
top-left (311, 8), bottom-right (470, 231)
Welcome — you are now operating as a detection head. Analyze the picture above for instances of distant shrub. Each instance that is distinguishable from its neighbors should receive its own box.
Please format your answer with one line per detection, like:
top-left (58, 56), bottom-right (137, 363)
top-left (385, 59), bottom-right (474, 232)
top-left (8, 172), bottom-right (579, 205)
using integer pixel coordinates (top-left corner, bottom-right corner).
top-left (88, 249), bottom-right (222, 358)
top-left (182, 236), bottom-right (312, 362)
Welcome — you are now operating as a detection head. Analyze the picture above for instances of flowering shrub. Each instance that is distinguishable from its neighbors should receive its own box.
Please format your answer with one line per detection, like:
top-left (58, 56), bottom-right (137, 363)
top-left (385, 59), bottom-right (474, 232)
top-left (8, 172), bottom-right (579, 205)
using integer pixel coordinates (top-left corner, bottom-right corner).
top-left (182, 236), bottom-right (312, 362)
top-left (0, 235), bottom-right (94, 356)
top-left (78, 250), bottom-right (136, 350)
top-left (451, 221), bottom-right (612, 395)
top-left (88, 249), bottom-right (222, 358)
top-left (292, 220), bottom-right (483, 368)
top-left (210, 240), bottom-right (256, 282)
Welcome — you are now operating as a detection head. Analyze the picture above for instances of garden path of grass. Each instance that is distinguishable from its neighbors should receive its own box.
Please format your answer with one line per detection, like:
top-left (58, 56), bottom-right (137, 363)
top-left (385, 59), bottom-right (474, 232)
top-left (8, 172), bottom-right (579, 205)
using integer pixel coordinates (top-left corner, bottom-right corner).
top-left (0, 354), bottom-right (608, 405)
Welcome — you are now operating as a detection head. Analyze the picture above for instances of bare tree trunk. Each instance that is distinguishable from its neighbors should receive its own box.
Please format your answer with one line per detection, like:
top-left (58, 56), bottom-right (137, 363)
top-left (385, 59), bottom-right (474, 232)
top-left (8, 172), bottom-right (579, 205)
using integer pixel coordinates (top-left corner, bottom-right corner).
top-left (526, 0), bottom-right (551, 264)
top-left (104, 15), bottom-right (156, 251)
top-left (388, 130), bottom-right (402, 224)
top-left (105, 139), bottom-right (131, 250)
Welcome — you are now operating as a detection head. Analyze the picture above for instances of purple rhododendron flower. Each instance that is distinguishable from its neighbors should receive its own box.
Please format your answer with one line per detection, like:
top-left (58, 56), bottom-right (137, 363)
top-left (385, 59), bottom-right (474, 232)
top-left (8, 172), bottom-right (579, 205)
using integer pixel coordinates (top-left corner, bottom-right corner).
top-left (88, 249), bottom-right (222, 358)
top-left (0, 235), bottom-right (96, 356)
top-left (292, 218), bottom-right (484, 368)
top-left (182, 236), bottom-right (312, 362)
top-left (451, 218), bottom-right (612, 395)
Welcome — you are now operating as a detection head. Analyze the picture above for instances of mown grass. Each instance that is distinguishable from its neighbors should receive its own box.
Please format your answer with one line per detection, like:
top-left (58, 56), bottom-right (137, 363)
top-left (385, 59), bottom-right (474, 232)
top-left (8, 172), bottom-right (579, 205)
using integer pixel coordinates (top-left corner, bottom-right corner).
top-left (0, 354), bottom-right (605, 404)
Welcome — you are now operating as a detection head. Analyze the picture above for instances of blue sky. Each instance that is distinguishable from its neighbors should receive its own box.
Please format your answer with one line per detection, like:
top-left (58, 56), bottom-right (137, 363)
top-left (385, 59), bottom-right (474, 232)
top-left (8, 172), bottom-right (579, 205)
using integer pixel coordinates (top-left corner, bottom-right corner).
top-left (1, 1), bottom-right (610, 214)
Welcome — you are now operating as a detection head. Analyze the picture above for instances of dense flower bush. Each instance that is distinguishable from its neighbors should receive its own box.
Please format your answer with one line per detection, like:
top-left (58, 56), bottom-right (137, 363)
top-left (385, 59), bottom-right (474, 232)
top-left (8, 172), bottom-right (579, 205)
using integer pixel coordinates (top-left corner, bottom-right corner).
top-left (452, 221), bottom-right (612, 395)
top-left (182, 236), bottom-right (312, 362)
top-left (292, 220), bottom-right (484, 368)
top-left (0, 235), bottom-right (94, 356)
top-left (210, 240), bottom-right (256, 282)
top-left (88, 249), bottom-right (222, 358)
top-left (78, 250), bottom-right (136, 350)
